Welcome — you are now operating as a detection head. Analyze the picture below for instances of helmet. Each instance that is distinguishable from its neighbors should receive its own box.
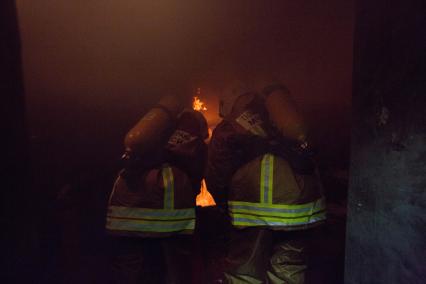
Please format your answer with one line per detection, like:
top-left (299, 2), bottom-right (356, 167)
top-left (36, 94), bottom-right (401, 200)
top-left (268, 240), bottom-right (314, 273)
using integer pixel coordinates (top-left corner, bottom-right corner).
top-left (218, 80), bottom-right (250, 118)
top-left (229, 92), bottom-right (259, 117)
top-left (177, 109), bottom-right (209, 140)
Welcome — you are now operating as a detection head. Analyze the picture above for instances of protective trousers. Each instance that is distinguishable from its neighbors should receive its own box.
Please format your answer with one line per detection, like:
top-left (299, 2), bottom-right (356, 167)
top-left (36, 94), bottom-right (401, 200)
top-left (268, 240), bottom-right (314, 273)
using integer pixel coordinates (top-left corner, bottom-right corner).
top-left (111, 235), bottom-right (195, 284)
top-left (224, 227), bottom-right (310, 284)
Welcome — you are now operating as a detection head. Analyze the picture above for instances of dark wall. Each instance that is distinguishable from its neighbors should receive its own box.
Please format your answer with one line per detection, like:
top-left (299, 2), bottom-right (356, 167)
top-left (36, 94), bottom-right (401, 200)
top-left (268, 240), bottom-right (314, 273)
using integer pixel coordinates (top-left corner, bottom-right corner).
top-left (0, 0), bottom-right (38, 282)
top-left (345, 0), bottom-right (426, 283)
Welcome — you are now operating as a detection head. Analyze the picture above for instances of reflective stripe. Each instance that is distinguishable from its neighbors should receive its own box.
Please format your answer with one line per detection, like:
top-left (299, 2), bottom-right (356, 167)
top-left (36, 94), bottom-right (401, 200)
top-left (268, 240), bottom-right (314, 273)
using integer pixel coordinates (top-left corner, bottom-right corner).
top-left (260, 154), bottom-right (274, 204)
top-left (107, 206), bottom-right (196, 232)
top-left (229, 197), bottom-right (326, 228)
top-left (108, 206), bottom-right (195, 220)
top-left (230, 211), bottom-right (326, 228)
top-left (106, 216), bottom-right (195, 233)
top-left (229, 198), bottom-right (326, 217)
top-left (162, 166), bottom-right (174, 210)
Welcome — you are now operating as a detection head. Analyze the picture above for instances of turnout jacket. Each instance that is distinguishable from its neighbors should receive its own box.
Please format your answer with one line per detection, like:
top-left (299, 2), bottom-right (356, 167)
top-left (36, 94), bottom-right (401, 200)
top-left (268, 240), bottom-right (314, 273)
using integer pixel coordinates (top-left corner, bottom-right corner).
top-left (107, 111), bottom-right (207, 237)
top-left (206, 94), bottom-right (325, 231)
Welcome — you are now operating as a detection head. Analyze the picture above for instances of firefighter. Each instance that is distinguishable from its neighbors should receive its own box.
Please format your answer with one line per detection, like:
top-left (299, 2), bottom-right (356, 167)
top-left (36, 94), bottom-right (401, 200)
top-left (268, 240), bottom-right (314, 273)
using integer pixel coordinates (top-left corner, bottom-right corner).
top-left (206, 84), bottom-right (326, 283)
top-left (106, 96), bottom-right (208, 284)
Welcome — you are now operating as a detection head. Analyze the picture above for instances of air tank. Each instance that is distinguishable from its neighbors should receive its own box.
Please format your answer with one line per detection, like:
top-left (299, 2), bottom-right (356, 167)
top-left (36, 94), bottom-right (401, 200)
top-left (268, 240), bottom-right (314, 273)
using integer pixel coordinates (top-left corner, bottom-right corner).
top-left (264, 89), bottom-right (307, 144)
top-left (124, 95), bottom-right (182, 156)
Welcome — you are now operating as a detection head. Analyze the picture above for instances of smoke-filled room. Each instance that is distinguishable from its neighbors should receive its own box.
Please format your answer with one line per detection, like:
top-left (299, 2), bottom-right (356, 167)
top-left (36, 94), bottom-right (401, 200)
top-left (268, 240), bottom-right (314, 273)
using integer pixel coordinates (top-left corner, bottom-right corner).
top-left (2, 0), bottom-right (425, 283)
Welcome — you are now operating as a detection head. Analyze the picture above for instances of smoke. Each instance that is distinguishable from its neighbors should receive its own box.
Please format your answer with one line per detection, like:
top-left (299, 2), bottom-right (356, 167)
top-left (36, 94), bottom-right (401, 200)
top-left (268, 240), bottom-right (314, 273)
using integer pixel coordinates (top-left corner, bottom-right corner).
top-left (16, 0), bottom-right (354, 182)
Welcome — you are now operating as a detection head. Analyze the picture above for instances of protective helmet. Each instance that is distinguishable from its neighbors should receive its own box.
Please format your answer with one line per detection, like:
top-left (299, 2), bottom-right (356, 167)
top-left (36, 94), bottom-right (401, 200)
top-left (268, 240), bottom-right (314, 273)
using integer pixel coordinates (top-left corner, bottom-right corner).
top-left (177, 109), bottom-right (209, 140)
top-left (218, 80), bottom-right (250, 118)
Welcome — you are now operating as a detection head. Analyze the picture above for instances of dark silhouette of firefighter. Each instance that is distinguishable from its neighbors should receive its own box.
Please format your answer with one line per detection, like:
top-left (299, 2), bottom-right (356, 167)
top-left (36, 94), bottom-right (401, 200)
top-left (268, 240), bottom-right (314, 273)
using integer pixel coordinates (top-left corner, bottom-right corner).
top-left (206, 84), bottom-right (326, 283)
top-left (106, 95), bottom-right (208, 284)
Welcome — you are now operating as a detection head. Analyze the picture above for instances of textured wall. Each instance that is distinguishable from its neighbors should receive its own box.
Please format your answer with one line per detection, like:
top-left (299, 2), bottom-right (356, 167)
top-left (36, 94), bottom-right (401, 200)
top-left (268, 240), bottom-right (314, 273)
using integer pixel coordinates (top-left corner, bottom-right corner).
top-left (345, 0), bottom-right (426, 283)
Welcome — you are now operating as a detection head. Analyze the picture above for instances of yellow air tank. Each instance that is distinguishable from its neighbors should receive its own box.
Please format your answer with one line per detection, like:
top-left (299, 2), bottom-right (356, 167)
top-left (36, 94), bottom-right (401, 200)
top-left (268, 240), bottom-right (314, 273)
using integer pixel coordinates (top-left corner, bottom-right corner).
top-left (264, 89), bottom-right (307, 144)
top-left (124, 95), bottom-right (181, 156)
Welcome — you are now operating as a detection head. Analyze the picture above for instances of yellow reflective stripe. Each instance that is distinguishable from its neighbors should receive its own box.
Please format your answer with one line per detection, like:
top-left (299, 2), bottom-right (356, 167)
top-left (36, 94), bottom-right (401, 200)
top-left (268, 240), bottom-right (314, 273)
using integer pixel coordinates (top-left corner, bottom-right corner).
top-left (162, 166), bottom-right (174, 210)
top-left (229, 211), bottom-right (326, 223)
top-left (229, 197), bottom-right (326, 211)
top-left (260, 156), bottom-right (265, 203)
top-left (267, 155), bottom-right (273, 204)
top-left (260, 154), bottom-right (274, 204)
top-left (106, 217), bottom-right (195, 233)
top-left (229, 211), bottom-right (326, 227)
top-left (228, 198), bottom-right (326, 228)
top-left (229, 207), bottom-right (324, 218)
top-left (108, 206), bottom-right (195, 220)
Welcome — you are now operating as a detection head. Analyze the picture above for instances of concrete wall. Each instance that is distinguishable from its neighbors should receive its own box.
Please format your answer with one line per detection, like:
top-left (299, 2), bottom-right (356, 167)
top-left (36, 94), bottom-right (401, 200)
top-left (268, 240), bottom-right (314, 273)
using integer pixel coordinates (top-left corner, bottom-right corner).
top-left (345, 0), bottom-right (426, 283)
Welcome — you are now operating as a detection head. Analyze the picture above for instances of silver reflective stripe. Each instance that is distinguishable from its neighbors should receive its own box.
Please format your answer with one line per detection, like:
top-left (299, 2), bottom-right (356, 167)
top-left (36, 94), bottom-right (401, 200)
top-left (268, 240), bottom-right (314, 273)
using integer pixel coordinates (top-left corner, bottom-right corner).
top-left (162, 166), bottom-right (174, 210)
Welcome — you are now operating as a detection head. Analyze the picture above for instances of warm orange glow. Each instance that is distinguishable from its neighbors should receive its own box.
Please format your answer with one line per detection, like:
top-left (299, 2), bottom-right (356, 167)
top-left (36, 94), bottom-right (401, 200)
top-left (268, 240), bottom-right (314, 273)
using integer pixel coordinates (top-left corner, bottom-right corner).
top-left (196, 179), bottom-right (216, 207)
top-left (193, 96), bottom-right (207, 111)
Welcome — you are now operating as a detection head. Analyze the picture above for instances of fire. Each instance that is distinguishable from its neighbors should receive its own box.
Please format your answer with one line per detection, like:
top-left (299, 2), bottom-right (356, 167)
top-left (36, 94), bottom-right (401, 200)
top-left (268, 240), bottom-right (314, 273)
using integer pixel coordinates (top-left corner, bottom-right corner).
top-left (196, 179), bottom-right (216, 207)
top-left (192, 90), bottom-right (216, 206)
top-left (193, 96), bottom-right (207, 111)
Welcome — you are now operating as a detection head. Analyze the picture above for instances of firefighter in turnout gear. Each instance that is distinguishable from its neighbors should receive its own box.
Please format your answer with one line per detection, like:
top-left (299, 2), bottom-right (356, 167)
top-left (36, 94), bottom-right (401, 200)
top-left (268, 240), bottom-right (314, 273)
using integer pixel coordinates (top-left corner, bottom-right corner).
top-left (206, 84), bottom-right (326, 283)
top-left (107, 96), bottom-right (208, 284)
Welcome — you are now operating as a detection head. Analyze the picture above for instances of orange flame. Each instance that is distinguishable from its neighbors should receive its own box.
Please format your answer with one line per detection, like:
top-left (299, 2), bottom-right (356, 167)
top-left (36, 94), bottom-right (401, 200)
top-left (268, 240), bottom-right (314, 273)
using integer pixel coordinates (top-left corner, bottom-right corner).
top-left (193, 96), bottom-right (207, 111)
top-left (192, 90), bottom-right (216, 206)
top-left (196, 179), bottom-right (216, 207)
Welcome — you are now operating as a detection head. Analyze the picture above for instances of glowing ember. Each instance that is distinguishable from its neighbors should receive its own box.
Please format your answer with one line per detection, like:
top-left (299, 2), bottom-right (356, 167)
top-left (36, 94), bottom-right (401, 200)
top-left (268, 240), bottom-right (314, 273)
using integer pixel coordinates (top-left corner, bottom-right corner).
top-left (196, 179), bottom-right (216, 207)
